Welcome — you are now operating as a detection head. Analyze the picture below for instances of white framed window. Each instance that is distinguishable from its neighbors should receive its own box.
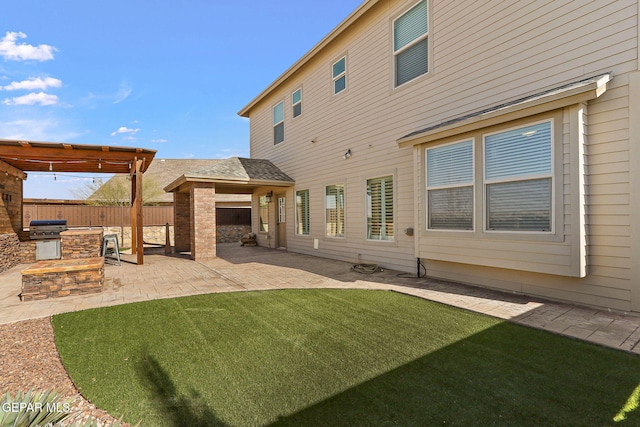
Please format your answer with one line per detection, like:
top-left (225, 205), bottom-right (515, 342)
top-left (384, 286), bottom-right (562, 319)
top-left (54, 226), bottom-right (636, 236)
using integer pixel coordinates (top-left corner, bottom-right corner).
top-left (259, 195), bottom-right (269, 232)
top-left (332, 56), bottom-right (346, 95)
top-left (278, 196), bottom-right (286, 223)
top-left (367, 176), bottom-right (394, 241)
top-left (295, 189), bottom-right (310, 235)
top-left (292, 88), bottom-right (302, 118)
top-left (273, 101), bottom-right (284, 144)
top-left (393, 0), bottom-right (428, 87)
top-left (426, 140), bottom-right (474, 230)
top-left (484, 121), bottom-right (553, 232)
top-left (325, 184), bottom-right (345, 237)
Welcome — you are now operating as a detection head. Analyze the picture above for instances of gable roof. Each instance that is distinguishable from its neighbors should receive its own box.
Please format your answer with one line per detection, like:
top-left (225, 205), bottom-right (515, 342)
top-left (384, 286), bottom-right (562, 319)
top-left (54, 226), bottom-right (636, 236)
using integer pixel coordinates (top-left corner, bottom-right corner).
top-left (238, 0), bottom-right (376, 117)
top-left (164, 157), bottom-right (294, 193)
top-left (94, 158), bottom-right (228, 204)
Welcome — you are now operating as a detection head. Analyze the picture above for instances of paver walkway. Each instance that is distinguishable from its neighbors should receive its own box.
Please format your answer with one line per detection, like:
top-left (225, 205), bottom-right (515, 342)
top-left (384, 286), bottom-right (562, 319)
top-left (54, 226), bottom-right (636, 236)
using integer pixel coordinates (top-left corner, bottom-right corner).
top-left (2, 244), bottom-right (640, 354)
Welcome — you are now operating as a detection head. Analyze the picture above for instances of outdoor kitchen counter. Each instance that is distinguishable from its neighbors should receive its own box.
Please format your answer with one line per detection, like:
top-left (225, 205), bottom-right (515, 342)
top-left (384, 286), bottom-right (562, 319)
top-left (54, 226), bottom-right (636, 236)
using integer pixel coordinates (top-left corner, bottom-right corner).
top-left (60, 228), bottom-right (103, 260)
top-left (21, 257), bottom-right (104, 301)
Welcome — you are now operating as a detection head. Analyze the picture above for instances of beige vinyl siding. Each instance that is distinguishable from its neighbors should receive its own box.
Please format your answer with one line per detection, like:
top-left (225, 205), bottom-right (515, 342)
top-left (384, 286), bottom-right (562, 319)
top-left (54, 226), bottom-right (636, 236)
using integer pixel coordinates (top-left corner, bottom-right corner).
top-left (246, 0), bottom-right (638, 308)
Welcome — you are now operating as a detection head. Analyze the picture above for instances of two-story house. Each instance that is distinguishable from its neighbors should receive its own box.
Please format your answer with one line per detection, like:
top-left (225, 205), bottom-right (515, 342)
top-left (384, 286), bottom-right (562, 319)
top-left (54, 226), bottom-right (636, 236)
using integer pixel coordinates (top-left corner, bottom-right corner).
top-left (238, 0), bottom-right (640, 313)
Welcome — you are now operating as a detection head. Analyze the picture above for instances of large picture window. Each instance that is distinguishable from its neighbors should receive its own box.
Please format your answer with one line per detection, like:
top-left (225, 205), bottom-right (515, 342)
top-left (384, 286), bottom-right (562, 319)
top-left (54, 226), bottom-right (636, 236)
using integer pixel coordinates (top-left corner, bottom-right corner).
top-left (295, 189), bottom-right (309, 235)
top-left (426, 140), bottom-right (474, 230)
top-left (367, 176), bottom-right (394, 241)
top-left (484, 121), bottom-right (552, 231)
top-left (394, 0), bottom-right (428, 87)
top-left (325, 184), bottom-right (345, 237)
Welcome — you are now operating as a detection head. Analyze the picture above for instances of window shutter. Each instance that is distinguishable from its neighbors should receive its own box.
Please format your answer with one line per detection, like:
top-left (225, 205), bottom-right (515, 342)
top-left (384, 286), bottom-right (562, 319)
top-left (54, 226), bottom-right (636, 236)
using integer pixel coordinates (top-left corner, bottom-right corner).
top-left (427, 140), bottom-right (473, 186)
top-left (394, 0), bottom-right (428, 51)
top-left (396, 39), bottom-right (428, 87)
top-left (428, 187), bottom-right (473, 230)
top-left (485, 122), bottom-right (551, 180)
top-left (487, 179), bottom-right (551, 231)
top-left (273, 102), bottom-right (284, 125)
top-left (367, 176), bottom-right (394, 240)
top-left (296, 190), bottom-right (309, 235)
top-left (325, 185), bottom-right (344, 237)
top-left (426, 140), bottom-right (473, 230)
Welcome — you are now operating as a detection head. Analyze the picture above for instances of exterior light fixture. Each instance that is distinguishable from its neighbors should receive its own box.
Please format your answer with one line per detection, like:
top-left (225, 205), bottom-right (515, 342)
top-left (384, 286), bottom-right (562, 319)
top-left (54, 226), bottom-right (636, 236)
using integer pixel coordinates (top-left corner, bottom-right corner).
top-left (49, 162), bottom-right (53, 171)
top-left (265, 191), bottom-right (273, 203)
top-left (343, 149), bottom-right (352, 159)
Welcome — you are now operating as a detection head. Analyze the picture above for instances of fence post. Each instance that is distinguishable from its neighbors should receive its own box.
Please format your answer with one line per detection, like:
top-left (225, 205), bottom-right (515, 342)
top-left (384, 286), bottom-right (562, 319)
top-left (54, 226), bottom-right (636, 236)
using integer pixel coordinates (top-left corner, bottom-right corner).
top-left (165, 222), bottom-right (171, 254)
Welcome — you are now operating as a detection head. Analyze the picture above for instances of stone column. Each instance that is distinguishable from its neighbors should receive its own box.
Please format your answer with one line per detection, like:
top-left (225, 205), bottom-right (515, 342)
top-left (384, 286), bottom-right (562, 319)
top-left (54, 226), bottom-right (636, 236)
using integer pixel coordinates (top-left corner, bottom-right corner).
top-left (190, 183), bottom-right (217, 260)
top-left (173, 191), bottom-right (191, 252)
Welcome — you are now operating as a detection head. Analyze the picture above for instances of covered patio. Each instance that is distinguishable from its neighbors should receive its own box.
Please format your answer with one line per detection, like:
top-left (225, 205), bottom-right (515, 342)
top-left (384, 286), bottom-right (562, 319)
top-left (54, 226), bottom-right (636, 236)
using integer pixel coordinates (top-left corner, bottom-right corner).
top-left (0, 139), bottom-right (156, 267)
top-left (164, 157), bottom-right (294, 260)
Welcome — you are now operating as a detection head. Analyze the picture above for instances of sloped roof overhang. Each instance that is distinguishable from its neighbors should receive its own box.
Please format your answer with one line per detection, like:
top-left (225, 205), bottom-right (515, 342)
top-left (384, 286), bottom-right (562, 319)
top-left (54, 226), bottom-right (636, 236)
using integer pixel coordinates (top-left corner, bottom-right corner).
top-left (397, 73), bottom-right (611, 148)
top-left (238, 0), bottom-right (377, 117)
top-left (164, 157), bottom-right (295, 194)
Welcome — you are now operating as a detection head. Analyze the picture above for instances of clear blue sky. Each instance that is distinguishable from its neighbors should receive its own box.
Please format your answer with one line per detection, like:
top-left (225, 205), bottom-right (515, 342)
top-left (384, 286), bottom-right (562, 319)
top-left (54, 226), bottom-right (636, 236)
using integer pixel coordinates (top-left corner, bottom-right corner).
top-left (0, 0), bottom-right (362, 199)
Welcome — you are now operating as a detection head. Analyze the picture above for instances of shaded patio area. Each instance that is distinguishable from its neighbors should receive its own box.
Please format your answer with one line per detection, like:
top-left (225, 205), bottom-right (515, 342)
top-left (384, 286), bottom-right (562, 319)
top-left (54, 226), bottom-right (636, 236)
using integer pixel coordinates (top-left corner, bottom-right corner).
top-left (1, 243), bottom-right (640, 354)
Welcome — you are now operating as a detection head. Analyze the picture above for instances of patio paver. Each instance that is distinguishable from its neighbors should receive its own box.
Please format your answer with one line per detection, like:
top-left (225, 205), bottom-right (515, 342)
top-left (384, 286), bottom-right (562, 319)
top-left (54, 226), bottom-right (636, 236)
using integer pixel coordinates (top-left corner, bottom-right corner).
top-left (1, 244), bottom-right (640, 355)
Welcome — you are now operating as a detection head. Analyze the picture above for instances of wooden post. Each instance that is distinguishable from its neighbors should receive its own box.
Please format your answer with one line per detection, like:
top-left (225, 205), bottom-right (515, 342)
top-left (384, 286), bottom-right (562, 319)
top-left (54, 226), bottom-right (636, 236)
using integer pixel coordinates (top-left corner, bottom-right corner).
top-left (165, 222), bottom-right (171, 254)
top-left (135, 159), bottom-right (144, 265)
top-left (130, 161), bottom-right (137, 256)
top-left (130, 157), bottom-right (145, 265)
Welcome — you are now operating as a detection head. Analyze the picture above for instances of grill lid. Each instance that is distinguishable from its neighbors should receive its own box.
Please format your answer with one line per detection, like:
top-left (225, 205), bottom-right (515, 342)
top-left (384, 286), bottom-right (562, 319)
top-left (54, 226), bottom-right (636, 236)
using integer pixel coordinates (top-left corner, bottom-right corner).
top-left (30, 220), bottom-right (67, 227)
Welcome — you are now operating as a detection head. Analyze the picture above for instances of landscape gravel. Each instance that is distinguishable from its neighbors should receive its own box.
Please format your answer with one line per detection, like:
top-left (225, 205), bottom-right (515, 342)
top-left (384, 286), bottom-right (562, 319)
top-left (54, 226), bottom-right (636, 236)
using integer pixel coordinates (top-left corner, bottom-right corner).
top-left (0, 317), bottom-right (129, 426)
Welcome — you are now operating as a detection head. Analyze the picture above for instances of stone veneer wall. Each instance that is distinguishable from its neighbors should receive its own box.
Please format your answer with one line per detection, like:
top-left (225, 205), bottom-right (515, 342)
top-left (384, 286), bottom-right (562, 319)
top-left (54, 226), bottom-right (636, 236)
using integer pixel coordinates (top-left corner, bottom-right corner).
top-left (217, 225), bottom-right (251, 244)
top-left (174, 192), bottom-right (191, 252)
top-left (61, 229), bottom-right (102, 259)
top-left (20, 258), bottom-right (104, 301)
top-left (0, 233), bottom-right (20, 273)
top-left (191, 184), bottom-right (216, 259)
top-left (0, 168), bottom-right (23, 273)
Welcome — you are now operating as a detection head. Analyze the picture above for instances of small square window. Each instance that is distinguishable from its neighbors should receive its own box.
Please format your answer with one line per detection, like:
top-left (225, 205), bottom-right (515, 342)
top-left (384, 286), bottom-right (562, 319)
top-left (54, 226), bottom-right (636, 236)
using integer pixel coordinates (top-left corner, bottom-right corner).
top-left (332, 57), bottom-right (346, 95)
top-left (273, 101), bottom-right (284, 144)
top-left (292, 89), bottom-right (302, 118)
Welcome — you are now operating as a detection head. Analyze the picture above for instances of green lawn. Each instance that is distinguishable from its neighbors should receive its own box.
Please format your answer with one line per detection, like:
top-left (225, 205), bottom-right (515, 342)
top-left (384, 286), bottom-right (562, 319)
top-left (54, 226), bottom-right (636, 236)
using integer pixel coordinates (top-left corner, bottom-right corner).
top-left (52, 289), bottom-right (640, 426)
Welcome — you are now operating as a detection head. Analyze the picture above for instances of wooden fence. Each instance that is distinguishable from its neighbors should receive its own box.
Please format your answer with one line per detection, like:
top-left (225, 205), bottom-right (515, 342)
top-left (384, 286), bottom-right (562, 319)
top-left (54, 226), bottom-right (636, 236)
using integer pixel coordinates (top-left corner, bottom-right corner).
top-left (23, 205), bottom-right (251, 228)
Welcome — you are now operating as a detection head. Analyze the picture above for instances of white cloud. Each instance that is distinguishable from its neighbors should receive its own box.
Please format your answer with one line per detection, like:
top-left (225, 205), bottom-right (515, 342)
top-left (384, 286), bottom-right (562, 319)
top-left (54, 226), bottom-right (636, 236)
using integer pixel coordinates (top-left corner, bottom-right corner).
top-left (2, 92), bottom-right (58, 106)
top-left (2, 77), bottom-right (62, 91)
top-left (0, 118), bottom-right (80, 141)
top-left (110, 126), bottom-right (140, 136)
top-left (151, 138), bottom-right (168, 143)
top-left (113, 82), bottom-right (132, 104)
top-left (0, 32), bottom-right (56, 61)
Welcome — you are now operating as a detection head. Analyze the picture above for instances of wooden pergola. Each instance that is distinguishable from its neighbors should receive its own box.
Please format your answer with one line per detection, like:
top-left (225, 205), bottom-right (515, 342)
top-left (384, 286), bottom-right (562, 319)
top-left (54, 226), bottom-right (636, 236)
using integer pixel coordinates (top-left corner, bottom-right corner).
top-left (0, 139), bottom-right (156, 265)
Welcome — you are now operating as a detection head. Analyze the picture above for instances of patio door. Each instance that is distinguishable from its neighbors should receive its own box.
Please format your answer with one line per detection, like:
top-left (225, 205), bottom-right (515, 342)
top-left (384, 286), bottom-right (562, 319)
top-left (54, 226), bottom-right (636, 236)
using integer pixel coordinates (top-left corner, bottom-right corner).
top-left (276, 193), bottom-right (286, 249)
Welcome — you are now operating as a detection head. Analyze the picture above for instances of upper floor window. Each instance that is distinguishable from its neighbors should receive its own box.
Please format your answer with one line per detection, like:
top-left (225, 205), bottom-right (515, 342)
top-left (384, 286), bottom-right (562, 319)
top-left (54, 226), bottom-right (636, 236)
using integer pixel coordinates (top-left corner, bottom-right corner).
top-left (426, 140), bottom-right (474, 230)
top-left (484, 121), bottom-right (552, 232)
top-left (292, 88), bottom-right (302, 118)
top-left (332, 56), bottom-right (347, 95)
top-left (273, 101), bottom-right (284, 144)
top-left (394, 0), bottom-right (428, 87)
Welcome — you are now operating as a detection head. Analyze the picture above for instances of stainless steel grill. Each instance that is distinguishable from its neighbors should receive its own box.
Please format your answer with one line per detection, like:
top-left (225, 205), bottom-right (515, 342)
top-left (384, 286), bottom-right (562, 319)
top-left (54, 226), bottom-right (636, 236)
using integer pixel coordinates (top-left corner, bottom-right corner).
top-left (29, 220), bottom-right (67, 240)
